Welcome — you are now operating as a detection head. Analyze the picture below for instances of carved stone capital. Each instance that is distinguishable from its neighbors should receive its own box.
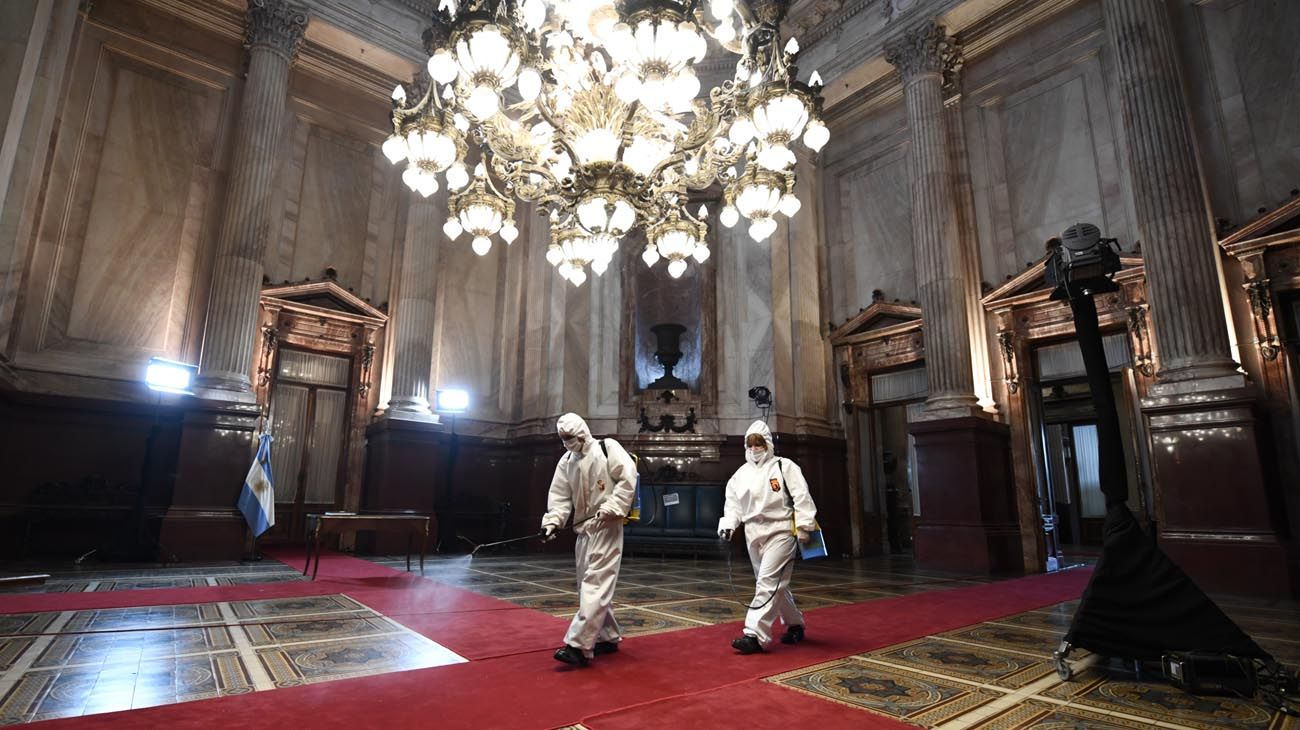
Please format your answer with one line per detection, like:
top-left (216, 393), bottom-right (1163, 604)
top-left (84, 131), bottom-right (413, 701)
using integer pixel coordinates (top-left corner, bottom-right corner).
top-left (246, 0), bottom-right (308, 63)
top-left (883, 21), bottom-right (962, 87)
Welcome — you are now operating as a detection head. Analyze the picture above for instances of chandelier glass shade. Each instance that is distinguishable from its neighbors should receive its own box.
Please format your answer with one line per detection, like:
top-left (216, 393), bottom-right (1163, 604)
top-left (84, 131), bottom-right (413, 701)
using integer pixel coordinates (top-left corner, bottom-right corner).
top-left (385, 0), bottom-right (829, 285)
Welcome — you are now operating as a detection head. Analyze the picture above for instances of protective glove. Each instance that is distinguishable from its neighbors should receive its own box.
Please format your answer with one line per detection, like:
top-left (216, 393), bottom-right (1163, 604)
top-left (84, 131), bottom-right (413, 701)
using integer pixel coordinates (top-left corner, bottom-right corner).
top-left (796, 528), bottom-right (812, 545)
top-left (718, 528), bottom-right (733, 542)
top-left (594, 504), bottom-right (620, 522)
top-left (542, 525), bottom-right (557, 542)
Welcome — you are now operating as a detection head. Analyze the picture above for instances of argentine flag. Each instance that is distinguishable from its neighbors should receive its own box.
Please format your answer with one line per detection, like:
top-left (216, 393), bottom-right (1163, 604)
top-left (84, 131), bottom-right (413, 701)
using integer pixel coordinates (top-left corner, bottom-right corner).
top-left (237, 433), bottom-right (275, 537)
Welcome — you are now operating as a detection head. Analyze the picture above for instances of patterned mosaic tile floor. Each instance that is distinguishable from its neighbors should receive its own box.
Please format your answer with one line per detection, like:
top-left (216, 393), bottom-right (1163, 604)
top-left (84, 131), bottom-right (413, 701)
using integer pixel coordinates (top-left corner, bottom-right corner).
top-left (396, 552), bottom-right (1298, 729)
top-left (0, 593), bottom-right (463, 724)
top-left (0, 562), bottom-right (308, 594)
top-left (764, 595), bottom-right (1299, 730)
top-left (3, 552), bottom-right (1296, 728)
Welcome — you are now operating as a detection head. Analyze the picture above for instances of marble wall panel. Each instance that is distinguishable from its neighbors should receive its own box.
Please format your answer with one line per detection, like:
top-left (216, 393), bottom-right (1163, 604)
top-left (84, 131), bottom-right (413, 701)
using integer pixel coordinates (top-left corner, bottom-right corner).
top-left (432, 231), bottom-right (508, 423)
top-left (15, 43), bottom-right (227, 380)
top-left (0, 2), bottom-right (38, 153)
top-left (995, 74), bottom-right (1104, 273)
top-left (562, 269), bottom-right (591, 417)
top-left (824, 144), bottom-right (916, 325)
top-left (1178, 0), bottom-right (1300, 225)
top-left (1, 0), bottom-right (76, 361)
top-left (715, 223), bottom-right (775, 432)
top-left (289, 127), bottom-right (373, 292)
top-left (587, 245), bottom-right (622, 425)
top-left (961, 4), bottom-right (1132, 287)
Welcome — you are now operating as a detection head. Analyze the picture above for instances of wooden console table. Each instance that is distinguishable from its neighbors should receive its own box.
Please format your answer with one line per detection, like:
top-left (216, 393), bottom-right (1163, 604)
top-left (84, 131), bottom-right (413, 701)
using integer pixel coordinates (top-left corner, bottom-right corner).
top-left (304, 513), bottom-right (429, 580)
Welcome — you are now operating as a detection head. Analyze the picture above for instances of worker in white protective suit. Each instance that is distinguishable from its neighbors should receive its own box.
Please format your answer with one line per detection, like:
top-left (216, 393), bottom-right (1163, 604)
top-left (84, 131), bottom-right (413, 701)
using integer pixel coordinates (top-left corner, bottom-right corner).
top-left (541, 413), bottom-right (637, 667)
top-left (718, 420), bottom-right (819, 654)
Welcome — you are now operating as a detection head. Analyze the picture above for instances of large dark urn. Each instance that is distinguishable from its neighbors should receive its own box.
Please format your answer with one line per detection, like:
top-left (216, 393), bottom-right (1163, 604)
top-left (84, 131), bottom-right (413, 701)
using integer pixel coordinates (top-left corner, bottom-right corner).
top-left (648, 323), bottom-right (689, 390)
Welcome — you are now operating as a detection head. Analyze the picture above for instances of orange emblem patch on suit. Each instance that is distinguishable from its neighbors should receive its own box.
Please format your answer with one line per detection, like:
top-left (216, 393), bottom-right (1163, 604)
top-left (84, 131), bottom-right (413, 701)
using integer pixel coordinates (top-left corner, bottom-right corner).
top-left (769, 478), bottom-right (781, 492)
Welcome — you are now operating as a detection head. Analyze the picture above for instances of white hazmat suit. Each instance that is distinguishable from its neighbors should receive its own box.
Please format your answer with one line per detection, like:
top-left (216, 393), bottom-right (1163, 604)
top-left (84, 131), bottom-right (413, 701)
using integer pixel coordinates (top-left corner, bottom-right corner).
top-left (541, 413), bottom-right (637, 662)
top-left (718, 420), bottom-right (818, 647)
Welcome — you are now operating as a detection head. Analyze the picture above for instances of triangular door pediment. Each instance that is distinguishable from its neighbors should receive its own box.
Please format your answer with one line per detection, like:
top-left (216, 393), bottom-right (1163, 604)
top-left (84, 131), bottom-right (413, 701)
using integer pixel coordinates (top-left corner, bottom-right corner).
top-left (261, 280), bottom-right (387, 321)
top-left (830, 298), bottom-right (922, 344)
top-left (982, 252), bottom-right (1144, 309)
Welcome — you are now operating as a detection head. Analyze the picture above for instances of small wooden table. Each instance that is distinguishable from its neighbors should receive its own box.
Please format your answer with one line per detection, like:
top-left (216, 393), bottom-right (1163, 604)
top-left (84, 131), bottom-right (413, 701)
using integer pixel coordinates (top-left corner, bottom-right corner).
top-left (304, 513), bottom-right (429, 580)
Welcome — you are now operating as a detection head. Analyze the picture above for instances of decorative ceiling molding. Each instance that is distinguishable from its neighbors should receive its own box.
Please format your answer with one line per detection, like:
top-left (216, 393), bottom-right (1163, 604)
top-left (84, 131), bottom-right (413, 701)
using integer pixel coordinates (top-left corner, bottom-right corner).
top-left (814, 0), bottom-right (1084, 117)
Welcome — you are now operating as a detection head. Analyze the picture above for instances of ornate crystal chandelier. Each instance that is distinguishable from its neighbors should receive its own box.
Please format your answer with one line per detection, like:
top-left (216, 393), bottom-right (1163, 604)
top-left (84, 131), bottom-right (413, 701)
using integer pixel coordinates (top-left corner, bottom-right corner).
top-left (382, 0), bottom-right (828, 286)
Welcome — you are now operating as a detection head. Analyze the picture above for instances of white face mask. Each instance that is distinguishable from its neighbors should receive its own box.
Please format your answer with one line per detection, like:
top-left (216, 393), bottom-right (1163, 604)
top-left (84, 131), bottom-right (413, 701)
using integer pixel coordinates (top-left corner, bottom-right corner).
top-left (562, 435), bottom-right (585, 454)
top-left (746, 445), bottom-right (767, 464)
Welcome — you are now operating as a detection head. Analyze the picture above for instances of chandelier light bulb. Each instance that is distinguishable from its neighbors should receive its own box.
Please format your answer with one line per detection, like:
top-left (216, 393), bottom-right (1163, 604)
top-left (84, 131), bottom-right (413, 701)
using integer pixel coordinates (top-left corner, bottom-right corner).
top-left (784, 37), bottom-right (800, 55)
top-left (720, 206), bottom-right (739, 228)
top-left (517, 67), bottom-right (541, 101)
top-left (465, 85), bottom-right (500, 119)
top-left (692, 244), bottom-right (710, 263)
top-left (428, 50), bottom-right (459, 85)
top-left (710, 0), bottom-right (733, 19)
top-left (642, 244), bottom-right (660, 267)
top-left (615, 74), bottom-right (642, 104)
top-left (446, 163), bottom-right (469, 190)
top-left (472, 236), bottom-right (492, 256)
top-left (416, 173), bottom-right (438, 198)
top-left (382, 134), bottom-right (407, 163)
top-left (779, 193), bottom-right (802, 217)
top-left (500, 222), bottom-right (519, 244)
top-left (592, 257), bottom-right (609, 276)
top-left (667, 259), bottom-right (687, 278)
top-left (453, 113), bottom-right (470, 132)
top-left (749, 217), bottom-right (777, 242)
top-left (715, 22), bottom-right (736, 43)
top-left (546, 244), bottom-right (564, 266)
top-left (810, 70), bottom-right (824, 87)
top-left (391, 84), bottom-right (407, 102)
top-left (521, 0), bottom-right (546, 31)
top-left (728, 117), bottom-right (755, 145)
top-left (757, 142), bottom-right (796, 171)
top-left (803, 120), bottom-right (829, 153)
top-left (568, 267), bottom-right (587, 287)
top-left (444, 218), bottom-right (463, 240)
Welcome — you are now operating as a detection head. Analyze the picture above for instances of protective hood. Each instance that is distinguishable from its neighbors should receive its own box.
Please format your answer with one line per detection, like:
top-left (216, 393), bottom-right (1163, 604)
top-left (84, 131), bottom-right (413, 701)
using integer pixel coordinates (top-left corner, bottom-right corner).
top-left (744, 420), bottom-right (774, 465)
top-left (557, 412), bottom-right (593, 453)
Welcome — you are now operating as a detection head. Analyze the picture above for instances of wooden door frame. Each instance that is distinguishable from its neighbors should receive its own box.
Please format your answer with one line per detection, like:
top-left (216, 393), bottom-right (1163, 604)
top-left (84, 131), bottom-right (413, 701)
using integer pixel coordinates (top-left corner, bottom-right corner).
top-left (829, 294), bottom-right (925, 558)
top-left (982, 253), bottom-right (1155, 570)
top-left (254, 281), bottom-right (387, 539)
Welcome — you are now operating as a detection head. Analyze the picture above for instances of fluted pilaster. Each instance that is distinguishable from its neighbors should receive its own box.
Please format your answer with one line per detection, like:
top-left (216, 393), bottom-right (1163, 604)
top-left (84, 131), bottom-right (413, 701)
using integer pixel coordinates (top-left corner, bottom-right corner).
top-left (385, 195), bottom-right (442, 421)
top-left (197, 0), bottom-right (306, 393)
top-left (886, 23), bottom-right (980, 417)
top-left (1102, 0), bottom-right (1237, 387)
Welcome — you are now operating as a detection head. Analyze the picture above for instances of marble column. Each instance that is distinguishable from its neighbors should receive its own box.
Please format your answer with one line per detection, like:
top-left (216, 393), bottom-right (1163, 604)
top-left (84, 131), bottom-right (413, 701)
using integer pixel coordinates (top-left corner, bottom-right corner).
top-left (384, 193), bottom-right (442, 421)
top-left (1102, 0), bottom-right (1237, 388)
top-left (885, 23), bottom-right (980, 419)
top-left (1103, 0), bottom-right (1290, 596)
top-left (887, 23), bottom-right (1018, 574)
top-left (944, 74), bottom-right (996, 412)
top-left (196, 0), bottom-right (306, 394)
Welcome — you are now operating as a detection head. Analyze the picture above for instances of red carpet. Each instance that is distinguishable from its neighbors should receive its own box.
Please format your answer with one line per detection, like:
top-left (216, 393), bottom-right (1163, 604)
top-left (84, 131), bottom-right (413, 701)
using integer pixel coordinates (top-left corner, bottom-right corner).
top-left (27, 556), bottom-right (1091, 729)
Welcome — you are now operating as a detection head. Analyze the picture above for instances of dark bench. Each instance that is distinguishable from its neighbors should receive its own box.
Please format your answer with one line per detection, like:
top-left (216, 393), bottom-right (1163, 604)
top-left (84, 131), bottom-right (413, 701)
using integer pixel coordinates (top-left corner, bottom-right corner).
top-left (624, 483), bottom-right (727, 559)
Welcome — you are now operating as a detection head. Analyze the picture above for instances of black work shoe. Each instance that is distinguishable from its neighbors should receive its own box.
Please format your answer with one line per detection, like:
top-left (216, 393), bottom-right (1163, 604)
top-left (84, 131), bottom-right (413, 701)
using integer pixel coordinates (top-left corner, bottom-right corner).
top-left (780, 625), bottom-right (805, 644)
top-left (553, 645), bottom-right (589, 666)
top-left (593, 641), bottom-right (619, 655)
top-left (731, 635), bottom-right (763, 654)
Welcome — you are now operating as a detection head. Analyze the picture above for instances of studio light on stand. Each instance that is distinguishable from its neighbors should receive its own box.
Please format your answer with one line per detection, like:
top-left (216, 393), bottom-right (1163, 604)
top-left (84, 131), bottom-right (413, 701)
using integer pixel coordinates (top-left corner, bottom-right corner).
top-left (748, 385), bottom-right (771, 421)
top-left (1046, 225), bottom-right (1294, 713)
top-left (136, 358), bottom-right (197, 559)
top-left (435, 389), bottom-right (470, 553)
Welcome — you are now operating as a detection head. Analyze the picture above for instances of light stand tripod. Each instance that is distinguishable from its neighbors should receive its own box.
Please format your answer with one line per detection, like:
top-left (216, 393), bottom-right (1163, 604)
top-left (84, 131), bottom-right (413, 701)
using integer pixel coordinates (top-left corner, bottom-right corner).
top-left (1045, 225), bottom-right (1276, 697)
